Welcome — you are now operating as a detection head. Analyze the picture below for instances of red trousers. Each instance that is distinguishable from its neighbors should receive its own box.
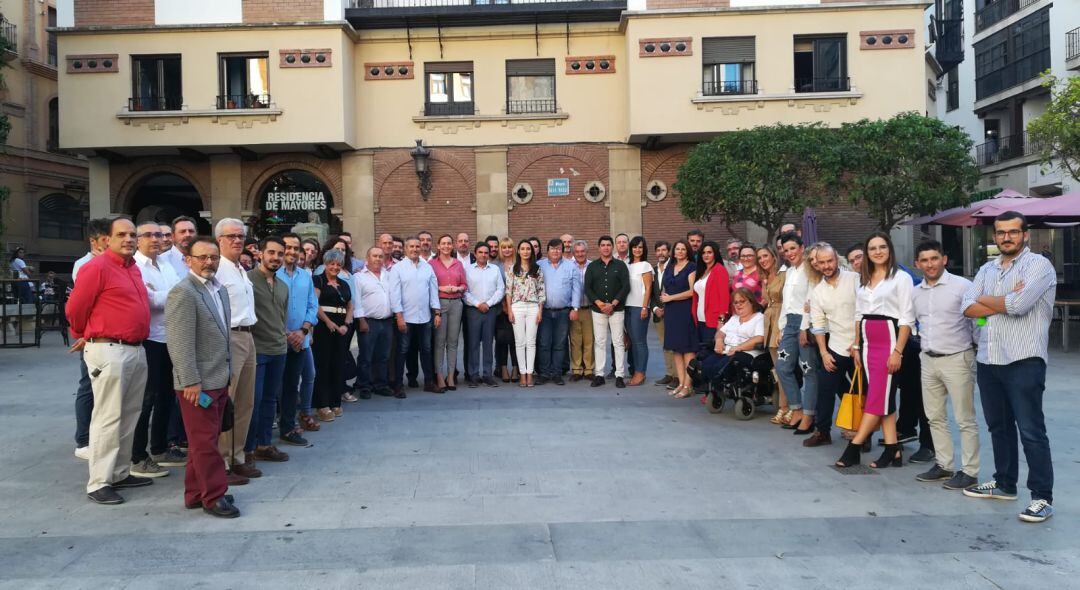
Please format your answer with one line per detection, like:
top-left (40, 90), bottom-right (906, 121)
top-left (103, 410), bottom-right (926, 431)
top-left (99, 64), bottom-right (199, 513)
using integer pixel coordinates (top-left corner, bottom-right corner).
top-left (176, 387), bottom-right (229, 508)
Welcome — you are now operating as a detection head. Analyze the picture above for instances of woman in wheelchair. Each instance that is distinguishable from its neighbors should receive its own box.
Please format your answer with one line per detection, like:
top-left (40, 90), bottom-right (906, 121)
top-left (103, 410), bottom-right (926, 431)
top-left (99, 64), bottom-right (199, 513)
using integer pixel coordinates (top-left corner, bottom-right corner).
top-left (689, 289), bottom-right (771, 416)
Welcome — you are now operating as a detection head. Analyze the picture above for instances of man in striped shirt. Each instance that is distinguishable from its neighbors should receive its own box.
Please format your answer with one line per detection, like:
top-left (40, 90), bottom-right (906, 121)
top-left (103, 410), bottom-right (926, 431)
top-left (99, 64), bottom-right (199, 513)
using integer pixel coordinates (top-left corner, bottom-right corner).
top-left (961, 211), bottom-right (1056, 523)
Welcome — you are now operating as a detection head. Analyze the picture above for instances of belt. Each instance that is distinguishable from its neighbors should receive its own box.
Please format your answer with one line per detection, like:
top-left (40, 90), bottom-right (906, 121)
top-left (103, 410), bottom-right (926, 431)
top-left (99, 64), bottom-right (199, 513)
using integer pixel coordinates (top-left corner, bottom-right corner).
top-left (924, 349), bottom-right (969, 358)
top-left (545, 307), bottom-right (569, 312)
top-left (87, 337), bottom-right (143, 347)
top-left (320, 306), bottom-right (347, 314)
top-left (365, 316), bottom-right (392, 321)
top-left (231, 326), bottom-right (253, 333)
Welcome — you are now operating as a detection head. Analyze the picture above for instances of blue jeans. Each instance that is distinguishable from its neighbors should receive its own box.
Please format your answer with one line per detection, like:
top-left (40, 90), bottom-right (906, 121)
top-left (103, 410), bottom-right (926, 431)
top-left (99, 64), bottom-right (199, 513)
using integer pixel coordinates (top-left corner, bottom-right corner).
top-left (776, 315), bottom-right (820, 414)
top-left (697, 325), bottom-right (717, 353)
top-left (624, 306), bottom-right (651, 376)
top-left (977, 358), bottom-right (1053, 503)
top-left (396, 321), bottom-right (434, 387)
top-left (74, 351), bottom-right (93, 447)
top-left (359, 317), bottom-right (393, 392)
top-left (466, 306), bottom-right (497, 378)
top-left (249, 353), bottom-right (286, 450)
top-left (282, 346), bottom-right (314, 432)
top-left (537, 308), bottom-right (571, 378)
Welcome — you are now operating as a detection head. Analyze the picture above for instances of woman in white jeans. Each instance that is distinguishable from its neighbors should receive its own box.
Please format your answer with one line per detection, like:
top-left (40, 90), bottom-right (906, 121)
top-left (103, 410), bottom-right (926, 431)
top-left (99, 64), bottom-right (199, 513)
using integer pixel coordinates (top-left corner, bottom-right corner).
top-left (505, 239), bottom-right (546, 387)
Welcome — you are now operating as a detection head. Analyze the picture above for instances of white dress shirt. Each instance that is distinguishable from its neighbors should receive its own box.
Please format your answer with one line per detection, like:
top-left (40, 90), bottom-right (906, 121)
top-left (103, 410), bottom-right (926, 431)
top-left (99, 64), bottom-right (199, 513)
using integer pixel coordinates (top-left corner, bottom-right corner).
top-left (778, 262), bottom-right (811, 330)
top-left (71, 251), bottom-right (94, 284)
top-left (456, 251), bottom-right (473, 266)
top-left (192, 271), bottom-right (227, 330)
top-left (913, 270), bottom-right (976, 355)
top-left (214, 255), bottom-right (257, 327)
top-left (464, 262), bottom-right (506, 308)
top-left (134, 251), bottom-right (180, 343)
top-left (388, 257), bottom-right (440, 324)
top-left (353, 267), bottom-right (393, 319)
top-left (809, 269), bottom-right (859, 355)
top-left (855, 269), bottom-right (916, 328)
top-left (159, 247), bottom-right (188, 280)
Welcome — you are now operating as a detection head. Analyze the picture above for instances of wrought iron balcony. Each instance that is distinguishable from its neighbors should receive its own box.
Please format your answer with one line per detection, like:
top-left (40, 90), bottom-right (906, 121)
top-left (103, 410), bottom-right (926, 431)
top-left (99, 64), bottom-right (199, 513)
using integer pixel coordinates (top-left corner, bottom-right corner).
top-left (975, 47), bottom-right (1049, 100)
top-left (347, 0), bottom-right (625, 29)
top-left (702, 80), bottom-right (757, 96)
top-left (506, 98), bottom-right (557, 114)
top-left (1068, 26), bottom-right (1080, 62)
top-left (217, 94), bottom-right (272, 110)
top-left (974, 132), bottom-right (1041, 167)
top-left (424, 101), bottom-right (475, 116)
top-left (974, 0), bottom-right (1040, 33)
top-left (128, 95), bottom-right (184, 112)
top-left (794, 77), bottom-right (850, 93)
top-left (0, 17), bottom-right (16, 54)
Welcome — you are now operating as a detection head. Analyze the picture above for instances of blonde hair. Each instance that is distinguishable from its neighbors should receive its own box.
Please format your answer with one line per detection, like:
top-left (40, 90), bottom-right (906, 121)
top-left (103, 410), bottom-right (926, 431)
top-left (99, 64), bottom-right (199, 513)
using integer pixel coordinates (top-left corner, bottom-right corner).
top-left (498, 237), bottom-right (515, 264)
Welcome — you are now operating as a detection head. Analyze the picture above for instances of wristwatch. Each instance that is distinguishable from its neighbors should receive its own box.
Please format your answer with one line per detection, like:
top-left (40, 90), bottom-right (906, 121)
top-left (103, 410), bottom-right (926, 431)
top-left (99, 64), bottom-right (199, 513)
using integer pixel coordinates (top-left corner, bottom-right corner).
top-left (301, 326), bottom-right (310, 335)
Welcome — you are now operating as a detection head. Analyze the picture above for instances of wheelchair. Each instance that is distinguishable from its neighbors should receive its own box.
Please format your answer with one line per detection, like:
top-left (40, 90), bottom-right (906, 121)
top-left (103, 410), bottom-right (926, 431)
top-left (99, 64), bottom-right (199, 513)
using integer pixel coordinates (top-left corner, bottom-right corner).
top-left (687, 348), bottom-right (775, 420)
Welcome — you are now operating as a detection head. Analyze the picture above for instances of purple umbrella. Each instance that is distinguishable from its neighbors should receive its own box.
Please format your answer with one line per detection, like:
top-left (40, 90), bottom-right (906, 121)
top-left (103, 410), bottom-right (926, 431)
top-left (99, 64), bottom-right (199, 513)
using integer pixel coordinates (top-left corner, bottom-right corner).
top-left (802, 207), bottom-right (818, 244)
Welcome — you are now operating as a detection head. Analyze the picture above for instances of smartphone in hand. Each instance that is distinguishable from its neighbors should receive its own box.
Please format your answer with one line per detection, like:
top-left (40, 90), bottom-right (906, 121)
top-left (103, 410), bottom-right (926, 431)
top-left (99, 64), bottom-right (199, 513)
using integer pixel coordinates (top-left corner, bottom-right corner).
top-left (197, 392), bottom-right (213, 408)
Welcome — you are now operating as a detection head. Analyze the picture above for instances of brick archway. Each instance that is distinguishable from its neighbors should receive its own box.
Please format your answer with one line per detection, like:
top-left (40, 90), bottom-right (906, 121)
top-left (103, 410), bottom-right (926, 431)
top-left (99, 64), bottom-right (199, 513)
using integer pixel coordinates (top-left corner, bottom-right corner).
top-left (507, 145), bottom-right (610, 241)
top-left (374, 147), bottom-right (477, 238)
top-left (243, 156), bottom-right (343, 212)
top-left (114, 163), bottom-right (209, 214)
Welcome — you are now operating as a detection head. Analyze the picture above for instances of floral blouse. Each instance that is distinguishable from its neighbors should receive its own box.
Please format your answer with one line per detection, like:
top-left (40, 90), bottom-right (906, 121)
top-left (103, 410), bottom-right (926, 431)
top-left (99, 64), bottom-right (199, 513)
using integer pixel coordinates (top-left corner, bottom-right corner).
top-left (505, 267), bottom-right (547, 305)
top-left (734, 268), bottom-right (764, 304)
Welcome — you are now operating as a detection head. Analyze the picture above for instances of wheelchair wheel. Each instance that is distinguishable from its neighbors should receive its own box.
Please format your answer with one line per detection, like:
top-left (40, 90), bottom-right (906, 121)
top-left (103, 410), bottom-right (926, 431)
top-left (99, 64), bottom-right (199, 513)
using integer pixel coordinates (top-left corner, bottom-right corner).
top-left (705, 392), bottom-right (724, 414)
top-left (734, 397), bottom-right (755, 420)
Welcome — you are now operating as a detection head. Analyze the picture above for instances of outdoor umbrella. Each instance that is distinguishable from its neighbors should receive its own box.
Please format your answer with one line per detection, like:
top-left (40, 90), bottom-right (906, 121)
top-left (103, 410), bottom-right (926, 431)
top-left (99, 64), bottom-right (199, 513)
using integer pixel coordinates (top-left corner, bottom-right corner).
top-left (903, 189), bottom-right (1033, 227)
top-left (801, 207), bottom-right (818, 244)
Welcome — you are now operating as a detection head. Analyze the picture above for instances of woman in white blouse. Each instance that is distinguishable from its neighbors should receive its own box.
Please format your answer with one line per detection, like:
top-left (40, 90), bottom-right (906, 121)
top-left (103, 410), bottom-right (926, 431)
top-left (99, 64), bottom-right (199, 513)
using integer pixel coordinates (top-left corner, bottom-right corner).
top-left (835, 232), bottom-right (915, 469)
top-left (624, 236), bottom-right (654, 386)
top-left (699, 288), bottom-right (766, 384)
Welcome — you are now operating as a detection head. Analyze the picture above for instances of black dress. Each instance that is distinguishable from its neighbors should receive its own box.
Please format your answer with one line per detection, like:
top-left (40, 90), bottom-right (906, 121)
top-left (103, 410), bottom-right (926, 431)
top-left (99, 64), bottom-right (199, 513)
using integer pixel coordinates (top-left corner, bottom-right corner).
top-left (313, 274), bottom-right (352, 409)
top-left (662, 261), bottom-right (698, 353)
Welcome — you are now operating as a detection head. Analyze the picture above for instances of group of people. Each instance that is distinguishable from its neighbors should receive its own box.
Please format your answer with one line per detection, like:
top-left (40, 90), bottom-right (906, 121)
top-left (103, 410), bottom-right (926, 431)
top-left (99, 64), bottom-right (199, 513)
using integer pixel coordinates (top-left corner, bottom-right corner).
top-left (64, 211), bottom-right (1056, 524)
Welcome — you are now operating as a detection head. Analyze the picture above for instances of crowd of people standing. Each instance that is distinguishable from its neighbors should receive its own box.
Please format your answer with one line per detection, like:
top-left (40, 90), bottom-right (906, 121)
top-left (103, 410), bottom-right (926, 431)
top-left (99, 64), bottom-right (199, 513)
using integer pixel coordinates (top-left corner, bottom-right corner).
top-left (63, 211), bottom-right (1057, 524)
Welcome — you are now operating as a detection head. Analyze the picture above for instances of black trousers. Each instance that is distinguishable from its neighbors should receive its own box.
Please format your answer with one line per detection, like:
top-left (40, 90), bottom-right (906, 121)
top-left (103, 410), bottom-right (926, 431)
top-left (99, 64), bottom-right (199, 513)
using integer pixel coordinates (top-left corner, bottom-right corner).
top-left (313, 317), bottom-right (349, 409)
top-left (814, 351), bottom-right (855, 433)
top-left (132, 340), bottom-right (175, 463)
top-left (896, 337), bottom-right (933, 449)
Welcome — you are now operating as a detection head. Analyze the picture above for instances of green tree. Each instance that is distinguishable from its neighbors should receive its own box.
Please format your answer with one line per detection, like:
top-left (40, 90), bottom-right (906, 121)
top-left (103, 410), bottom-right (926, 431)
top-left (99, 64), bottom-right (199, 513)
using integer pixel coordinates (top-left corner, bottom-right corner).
top-left (1027, 74), bottom-right (1080, 182)
top-left (838, 112), bottom-right (979, 230)
top-left (673, 123), bottom-right (842, 242)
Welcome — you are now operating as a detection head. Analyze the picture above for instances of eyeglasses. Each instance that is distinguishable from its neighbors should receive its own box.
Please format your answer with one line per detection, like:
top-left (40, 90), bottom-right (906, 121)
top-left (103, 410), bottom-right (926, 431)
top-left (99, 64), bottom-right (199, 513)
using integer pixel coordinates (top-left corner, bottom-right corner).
top-left (138, 232), bottom-right (164, 238)
top-left (994, 229), bottom-right (1024, 238)
top-left (188, 254), bottom-right (221, 263)
top-left (162, 232), bottom-right (173, 237)
top-left (220, 234), bottom-right (246, 241)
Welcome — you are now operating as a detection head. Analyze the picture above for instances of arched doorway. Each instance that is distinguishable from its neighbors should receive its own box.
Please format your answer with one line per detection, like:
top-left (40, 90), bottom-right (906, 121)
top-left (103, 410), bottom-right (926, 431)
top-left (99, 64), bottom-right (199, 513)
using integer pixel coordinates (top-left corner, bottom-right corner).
top-left (128, 173), bottom-right (209, 234)
top-left (254, 169), bottom-right (339, 239)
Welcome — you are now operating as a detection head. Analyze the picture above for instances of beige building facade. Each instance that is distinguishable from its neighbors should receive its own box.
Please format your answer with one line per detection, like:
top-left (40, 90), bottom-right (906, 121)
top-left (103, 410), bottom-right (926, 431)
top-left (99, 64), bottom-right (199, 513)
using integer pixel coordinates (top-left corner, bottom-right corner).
top-left (57, 0), bottom-right (928, 253)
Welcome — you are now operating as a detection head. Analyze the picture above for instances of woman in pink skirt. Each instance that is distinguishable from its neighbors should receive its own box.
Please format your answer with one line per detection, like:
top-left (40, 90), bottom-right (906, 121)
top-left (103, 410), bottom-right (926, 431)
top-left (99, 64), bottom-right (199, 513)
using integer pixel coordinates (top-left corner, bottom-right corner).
top-left (835, 231), bottom-right (915, 469)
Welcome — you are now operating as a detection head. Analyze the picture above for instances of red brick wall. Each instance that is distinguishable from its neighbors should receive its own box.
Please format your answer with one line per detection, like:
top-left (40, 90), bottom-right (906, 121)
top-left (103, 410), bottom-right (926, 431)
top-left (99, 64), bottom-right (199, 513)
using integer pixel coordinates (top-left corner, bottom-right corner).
top-left (507, 145), bottom-right (609, 243)
top-left (74, 0), bottom-right (154, 27)
top-left (374, 148), bottom-right (477, 240)
top-left (242, 0), bottom-right (323, 23)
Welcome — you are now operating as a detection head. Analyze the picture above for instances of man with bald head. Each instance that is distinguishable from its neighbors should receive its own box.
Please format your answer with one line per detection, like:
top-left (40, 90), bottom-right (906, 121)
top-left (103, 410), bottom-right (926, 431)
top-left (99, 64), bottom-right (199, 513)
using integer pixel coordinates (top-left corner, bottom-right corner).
top-left (455, 233), bottom-right (474, 266)
top-left (561, 234), bottom-right (574, 260)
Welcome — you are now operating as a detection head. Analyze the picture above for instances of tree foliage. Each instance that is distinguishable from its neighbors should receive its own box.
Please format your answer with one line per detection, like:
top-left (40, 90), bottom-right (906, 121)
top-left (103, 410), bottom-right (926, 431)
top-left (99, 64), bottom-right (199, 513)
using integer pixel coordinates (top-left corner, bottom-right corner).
top-left (1026, 74), bottom-right (1080, 182)
top-left (673, 123), bottom-right (842, 241)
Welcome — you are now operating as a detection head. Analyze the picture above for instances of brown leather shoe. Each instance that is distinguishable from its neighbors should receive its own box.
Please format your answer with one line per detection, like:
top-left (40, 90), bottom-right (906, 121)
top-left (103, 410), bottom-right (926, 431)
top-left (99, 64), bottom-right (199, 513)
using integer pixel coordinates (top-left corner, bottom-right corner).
top-left (628, 372), bottom-right (646, 386)
top-left (253, 445), bottom-right (290, 462)
top-left (232, 460), bottom-right (262, 479)
top-left (570, 374), bottom-right (582, 382)
top-left (332, 407), bottom-right (343, 417)
top-left (803, 431), bottom-right (833, 448)
top-left (226, 471), bottom-right (250, 486)
top-left (300, 414), bottom-right (320, 431)
top-left (316, 408), bottom-right (335, 422)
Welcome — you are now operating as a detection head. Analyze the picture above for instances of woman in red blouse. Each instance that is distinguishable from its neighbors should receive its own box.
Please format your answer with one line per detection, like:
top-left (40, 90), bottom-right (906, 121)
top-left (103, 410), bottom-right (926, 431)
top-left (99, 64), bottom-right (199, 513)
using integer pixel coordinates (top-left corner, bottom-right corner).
top-left (432, 234), bottom-right (468, 391)
top-left (732, 244), bottom-right (764, 305)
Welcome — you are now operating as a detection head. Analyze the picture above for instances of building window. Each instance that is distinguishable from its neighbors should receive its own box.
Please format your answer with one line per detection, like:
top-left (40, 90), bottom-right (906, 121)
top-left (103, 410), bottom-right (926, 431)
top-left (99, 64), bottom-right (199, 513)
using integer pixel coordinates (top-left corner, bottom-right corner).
top-left (47, 7), bottom-right (57, 66)
top-left (793, 35), bottom-right (849, 92)
top-left (47, 98), bottom-right (58, 152)
top-left (425, 62), bottom-right (474, 116)
top-left (218, 53), bottom-right (270, 109)
top-left (701, 37), bottom-right (756, 95)
top-left (130, 55), bottom-right (182, 111)
top-left (38, 194), bottom-right (84, 240)
top-left (505, 58), bottom-right (556, 114)
top-left (946, 67), bottom-right (959, 111)
top-left (974, 7), bottom-right (1050, 100)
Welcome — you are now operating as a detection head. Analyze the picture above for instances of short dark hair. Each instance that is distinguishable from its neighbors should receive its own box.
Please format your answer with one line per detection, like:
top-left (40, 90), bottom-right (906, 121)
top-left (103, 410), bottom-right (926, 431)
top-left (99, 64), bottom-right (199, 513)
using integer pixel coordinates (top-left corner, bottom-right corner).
top-left (260, 235), bottom-right (285, 251)
top-left (654, 240), bottom-right (671, 252)
top-left (339, 231), bottom-right (352, 238)
top-left (108, 215), bottom-right (133, 235)
top-left (547, 238), bottom-right (563, 250)
top-left (994, 210), bottom-right (1029, 232)
top-left (485, 235), bottom-right (499, 243)
top-left (86, 217), bottom-right (112, 240)
top-left (474, 241), bottom-right (490, 254)
top-left (598, 235), bottom-right (614, 246)
top-left (687, 229), bottom-right (704, 240)
top-left (845, 244), bottom-right (865, 257)
top-left (779, 232), bottom-right (803, 248)
top-left (244, 237), bottom-right (259, 248)
top-left (281, 232), bottom-right (301, 243)
top-left (187, 236), bottom-right (218, 254)
top-left (171, 215), bottom-right (197, 229)
top-left (914, 239), bottom-right (945, 259)
top-left (392, 235), bottom-right (404, 244)
top-left (418, 230), bottom-right (432, 238)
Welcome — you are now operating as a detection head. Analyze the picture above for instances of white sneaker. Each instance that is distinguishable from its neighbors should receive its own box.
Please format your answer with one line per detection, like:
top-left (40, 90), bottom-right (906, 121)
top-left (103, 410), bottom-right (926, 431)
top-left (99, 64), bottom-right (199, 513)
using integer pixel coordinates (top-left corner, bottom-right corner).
top-left (130, 457), bottom-right (169, 478)
top-left (74, 446), bottom-right (90, 460)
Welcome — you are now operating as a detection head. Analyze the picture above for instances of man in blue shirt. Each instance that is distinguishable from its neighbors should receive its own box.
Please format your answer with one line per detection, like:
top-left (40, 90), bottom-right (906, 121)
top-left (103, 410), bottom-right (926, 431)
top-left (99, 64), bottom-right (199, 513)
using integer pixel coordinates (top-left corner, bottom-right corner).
top-left (537, 238), bottom-right (581, 385)
top-left (464, 242), bottom-right (505, 387)
top-left (388, 237), bottom-right (441, 396)
top-left (276, 233), bottom-right (317, 447)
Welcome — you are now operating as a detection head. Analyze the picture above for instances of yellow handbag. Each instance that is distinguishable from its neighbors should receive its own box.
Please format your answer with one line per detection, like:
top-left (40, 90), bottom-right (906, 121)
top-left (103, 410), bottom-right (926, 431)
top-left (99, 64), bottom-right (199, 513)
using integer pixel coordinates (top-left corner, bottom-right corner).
top-left (835, 363), bottom-right (864, 432)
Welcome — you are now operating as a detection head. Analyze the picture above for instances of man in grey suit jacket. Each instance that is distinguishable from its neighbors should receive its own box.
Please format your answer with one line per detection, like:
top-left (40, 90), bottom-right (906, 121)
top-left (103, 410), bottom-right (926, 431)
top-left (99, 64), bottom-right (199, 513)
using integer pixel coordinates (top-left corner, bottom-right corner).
top-left (165, 237), bottom-right (240, 518)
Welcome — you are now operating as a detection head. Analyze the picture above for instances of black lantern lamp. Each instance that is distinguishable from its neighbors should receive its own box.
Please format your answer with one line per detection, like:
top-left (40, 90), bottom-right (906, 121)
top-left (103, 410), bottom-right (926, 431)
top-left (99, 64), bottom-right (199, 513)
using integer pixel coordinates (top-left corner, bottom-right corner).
top-left (410, 139), bottom-right (433, 200)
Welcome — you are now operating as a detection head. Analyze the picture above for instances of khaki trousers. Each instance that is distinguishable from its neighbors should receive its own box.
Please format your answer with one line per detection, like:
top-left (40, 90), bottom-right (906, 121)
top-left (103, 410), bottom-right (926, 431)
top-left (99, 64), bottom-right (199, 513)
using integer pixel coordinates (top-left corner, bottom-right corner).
top-left (219, 331), bottom-right (256, 466)
top-left (85, 341), bottom-right (147, 493)
top-left (654, 317), bottom-right (675, 378)
top-left (921, 349), bottom-right (980, 476)
top-left (569, 308), bottom-right (594, 376)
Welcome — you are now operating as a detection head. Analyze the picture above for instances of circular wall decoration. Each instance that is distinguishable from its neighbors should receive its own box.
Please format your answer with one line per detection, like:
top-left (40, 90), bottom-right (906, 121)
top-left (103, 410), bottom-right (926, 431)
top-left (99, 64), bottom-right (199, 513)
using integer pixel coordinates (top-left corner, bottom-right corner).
top-left (511, 183), bottom-right (534, 205)
top-left (645, 180), bottom-right (667, 202)
top-left (583, 181), bottom-right (606, 203)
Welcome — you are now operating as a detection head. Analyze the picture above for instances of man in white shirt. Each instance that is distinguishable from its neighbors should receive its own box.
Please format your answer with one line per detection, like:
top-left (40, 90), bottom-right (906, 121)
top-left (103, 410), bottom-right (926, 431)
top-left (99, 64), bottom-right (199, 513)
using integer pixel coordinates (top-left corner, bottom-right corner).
top-left (724, 238), bottom-right (743, 280)
top-left (213, 218), bottom-right (260, 484)
top-left (418, 230), bottom-right (436, 261)
top-left (463, 242), bottom-right (505, 387)
top-left (614, 233), bottom-right (631, 263)
top-left (776, 232), bottom-right (820, 434)
top-left (912, 240), bottom-right (979, 491)
top-left (388, 237), bottom-right (441, 396)
top-left (162, 216), bottom-right (198, 279)
top-left (806, 244), bottom-right (857, 448)
top-left (354, 246), bottom-right (395, 397)
top-left (454, 233), bottom-right (474, 266)
top-left (130, 222), bottom-right (183, 478)
top-left (71, 217), bottom-right (114, 460)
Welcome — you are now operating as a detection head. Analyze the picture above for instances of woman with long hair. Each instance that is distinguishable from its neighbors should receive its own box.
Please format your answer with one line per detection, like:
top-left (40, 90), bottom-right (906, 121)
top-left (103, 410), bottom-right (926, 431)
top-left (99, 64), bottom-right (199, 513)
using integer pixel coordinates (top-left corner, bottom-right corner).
top-left (495, 237), bottom-right (520, 382)
top-left (301, 239), bottom-right (322, 273)
top-left (758, 245), bottom-right (790, 425)
top-left (432, 234), bottom-right (467, 392)
top-left (624, 236), bottom-right (654, 386)
top-left (691, 241), bottom-right (732, 351)
top-left (505, 240), bottom-right (546, 387)
top-left (733, 244), bottom-right (763, 305)
top-left (311, 249), bottom-right (354, 422)
top-left (835, 231), bottom-right (916, 469)
top-left (660, 240), bottom-right (698, 398)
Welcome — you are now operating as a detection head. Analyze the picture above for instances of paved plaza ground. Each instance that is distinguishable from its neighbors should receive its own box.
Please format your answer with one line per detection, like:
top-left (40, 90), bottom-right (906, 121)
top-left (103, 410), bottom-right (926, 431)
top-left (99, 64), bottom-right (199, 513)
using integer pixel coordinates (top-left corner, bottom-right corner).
top-left (1, 333), bottom-right (1079, 589)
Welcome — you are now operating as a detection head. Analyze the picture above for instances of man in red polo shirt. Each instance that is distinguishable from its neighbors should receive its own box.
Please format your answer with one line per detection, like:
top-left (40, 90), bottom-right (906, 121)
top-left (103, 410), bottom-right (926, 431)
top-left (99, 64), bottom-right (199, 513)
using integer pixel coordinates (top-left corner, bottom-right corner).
top-left (67, 217), bottom-right (152, 505)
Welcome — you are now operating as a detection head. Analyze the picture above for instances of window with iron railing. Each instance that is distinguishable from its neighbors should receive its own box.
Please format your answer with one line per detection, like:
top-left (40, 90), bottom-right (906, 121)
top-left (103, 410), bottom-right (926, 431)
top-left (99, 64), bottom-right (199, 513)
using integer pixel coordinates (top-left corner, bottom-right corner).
top-left (506, 58), bottom-right (556, 114)
top-left (219, 54), bottom-right (270, 109)
top-left (701, 37), bottom-right (756, 96)
top-left (425, 62), bottom-right (474, 116)
top-left (0, 16), bottom-right (16, 54)
top-left (131, 55), bottom-right (183, 111)
top-left (974, 0), bottom-right (1041, 33)
top-left (47, 7), bottom-right (57, 66)
top-left (974, 131), bottom-right (1041, 167)
top-left (793, 35), bottom-right (849, 93)
top-left (1069, 27), bottom-right (1080, 62)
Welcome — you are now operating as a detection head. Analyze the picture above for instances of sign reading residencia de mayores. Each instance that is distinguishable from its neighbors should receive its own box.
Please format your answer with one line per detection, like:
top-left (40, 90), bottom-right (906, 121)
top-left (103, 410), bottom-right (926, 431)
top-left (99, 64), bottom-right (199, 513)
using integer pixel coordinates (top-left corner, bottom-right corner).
top-left (263, 191), bottom-right (329, 211)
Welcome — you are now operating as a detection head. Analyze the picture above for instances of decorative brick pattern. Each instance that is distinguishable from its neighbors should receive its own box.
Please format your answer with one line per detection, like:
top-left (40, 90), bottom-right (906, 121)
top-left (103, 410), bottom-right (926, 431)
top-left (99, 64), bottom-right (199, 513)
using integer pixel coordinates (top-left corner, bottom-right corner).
top-left (66, 54), bottom-right (119, 74)
top-left (74, 0), bottom-right (154, 27)
top-left (279, 49), bottom-right (333, 69)
top-left (242, 0), bottom-right (323, 24)
top-left (364, 62), bottom-right (415, 80)
top-left (639, 38), bottom-right (693, 57)
top-left (374, 148), bottom-right (477, 240)
top-left (565, 56), bottom-right (616, 75)
top-left (859, 30), bottom-right (916, 50)
top-left (640, 146), bottom-right (745, 246)
top-left (507, 145), bottom-right (610, 242)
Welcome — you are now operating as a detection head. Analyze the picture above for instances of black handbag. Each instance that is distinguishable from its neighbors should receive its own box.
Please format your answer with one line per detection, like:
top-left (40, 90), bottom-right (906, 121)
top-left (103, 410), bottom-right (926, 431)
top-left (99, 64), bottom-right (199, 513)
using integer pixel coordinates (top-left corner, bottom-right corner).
top-left (221, 397), bottom-right (235, 433)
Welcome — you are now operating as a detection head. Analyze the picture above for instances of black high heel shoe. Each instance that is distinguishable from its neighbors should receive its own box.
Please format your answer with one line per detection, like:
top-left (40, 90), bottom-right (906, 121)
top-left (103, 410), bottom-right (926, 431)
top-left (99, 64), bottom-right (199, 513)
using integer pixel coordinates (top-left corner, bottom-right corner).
top-left (835, 442), bottom-right (861, 468)
top-left (870, 443), bottom-right (903, 469)
top-left (793, 426), bottom-right (814, 436)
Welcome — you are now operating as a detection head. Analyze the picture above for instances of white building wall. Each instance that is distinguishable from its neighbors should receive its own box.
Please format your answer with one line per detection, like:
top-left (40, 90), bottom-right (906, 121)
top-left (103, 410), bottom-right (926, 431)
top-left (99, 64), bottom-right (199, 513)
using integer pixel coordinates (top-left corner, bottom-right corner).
top-left (56, 0), bottom-right (74, 27)
top-left (155, 0), bottom-right (242, 26)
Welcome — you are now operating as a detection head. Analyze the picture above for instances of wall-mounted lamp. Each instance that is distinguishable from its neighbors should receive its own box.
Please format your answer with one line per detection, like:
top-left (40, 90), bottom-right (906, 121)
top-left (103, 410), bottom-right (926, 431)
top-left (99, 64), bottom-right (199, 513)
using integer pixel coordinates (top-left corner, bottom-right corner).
top-left (410, 139), bottom-right (432, 200)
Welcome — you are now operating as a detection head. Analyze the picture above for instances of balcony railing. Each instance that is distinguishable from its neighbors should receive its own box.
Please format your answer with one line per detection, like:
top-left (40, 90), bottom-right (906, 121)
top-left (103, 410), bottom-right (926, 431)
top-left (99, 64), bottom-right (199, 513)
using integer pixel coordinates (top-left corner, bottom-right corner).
top-left (975, 0), bottom-right (1041, 33)
top-left (216, 94), bottom-right (272, 110)
top-left (424, 101), bottom-right (475, 116)
top-left (975, 47), bottom-right (1049, 100)
top-left (347, 0), bottom-right (625, 29)
top-left (506, 98), bottom-right (557, 114)
top-left (974, 132), bottom-right (1042, 167)
top-left (702, 80), bottom-right (758, 96)
top-left (0, 17), bottom-right (16, 53)
top-left (1068, 27), bottom-right (1080, 62)
top-left (794, 76), bottom-right (851, 93)
top-left (128, 95), bottom-right (184, 112)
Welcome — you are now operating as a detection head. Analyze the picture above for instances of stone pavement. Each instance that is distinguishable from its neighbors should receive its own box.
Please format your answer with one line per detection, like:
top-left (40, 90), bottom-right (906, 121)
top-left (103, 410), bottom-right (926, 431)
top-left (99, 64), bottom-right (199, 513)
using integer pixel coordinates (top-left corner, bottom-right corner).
top-left (1, 334), bottom-right (1078, 589)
